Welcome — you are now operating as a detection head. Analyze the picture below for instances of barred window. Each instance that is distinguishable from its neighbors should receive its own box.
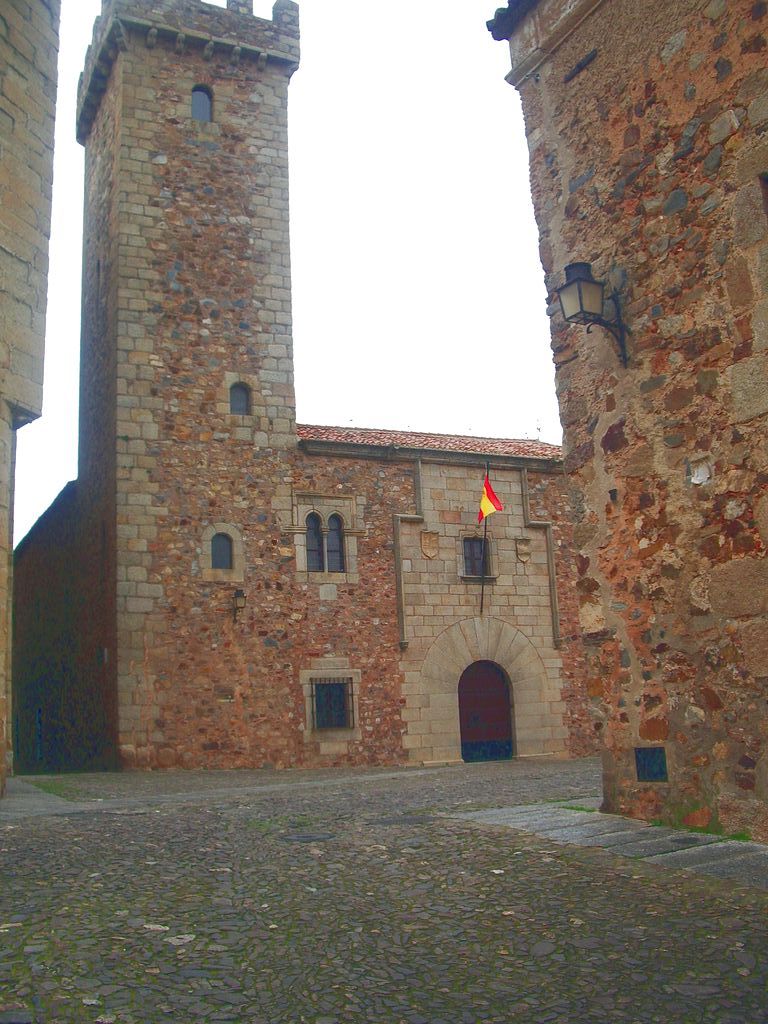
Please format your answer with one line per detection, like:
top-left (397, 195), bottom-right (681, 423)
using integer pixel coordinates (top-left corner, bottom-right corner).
top-left (463, 536), bottom-right (488, 577)
top-left (311, 677), bottom-right (354, 730)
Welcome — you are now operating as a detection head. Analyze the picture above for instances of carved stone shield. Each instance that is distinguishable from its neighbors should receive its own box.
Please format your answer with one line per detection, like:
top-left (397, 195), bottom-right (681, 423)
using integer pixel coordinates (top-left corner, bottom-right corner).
top-left (420, 531), bottom-right (439, 559)
top-left (516, 537), bottom-right (532, 563)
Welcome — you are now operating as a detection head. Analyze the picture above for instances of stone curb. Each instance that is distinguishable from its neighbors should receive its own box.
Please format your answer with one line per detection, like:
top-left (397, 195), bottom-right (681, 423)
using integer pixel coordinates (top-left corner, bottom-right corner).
top-left (451, 801), bottom-right (768, 890)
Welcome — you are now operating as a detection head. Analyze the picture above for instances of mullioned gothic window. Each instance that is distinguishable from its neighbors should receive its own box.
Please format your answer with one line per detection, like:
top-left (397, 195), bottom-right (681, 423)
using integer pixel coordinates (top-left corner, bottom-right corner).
top-left (291, 494), bottom-right (359, 582)
top-left (305, 512), bottom-right (346, 573)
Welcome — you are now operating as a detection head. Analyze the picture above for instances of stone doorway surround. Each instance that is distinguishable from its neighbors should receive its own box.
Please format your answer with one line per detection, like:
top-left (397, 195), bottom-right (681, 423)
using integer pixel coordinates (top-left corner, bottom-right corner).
top-left (402, 616), bottom-right (569, 764)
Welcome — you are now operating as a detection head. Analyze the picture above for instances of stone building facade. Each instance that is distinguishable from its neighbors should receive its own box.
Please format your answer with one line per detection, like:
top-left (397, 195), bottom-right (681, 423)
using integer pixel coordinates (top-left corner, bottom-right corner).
top-left (0, 0), bottom-right (60, 793)
top-left (490, 0), bottom-right (768, 838)
top-left (13, 0), bottom-right (593, 773)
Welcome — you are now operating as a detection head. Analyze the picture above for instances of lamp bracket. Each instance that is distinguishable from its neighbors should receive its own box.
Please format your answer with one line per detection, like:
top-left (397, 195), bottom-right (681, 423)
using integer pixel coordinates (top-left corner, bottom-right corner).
top-left (584, 290), bottom-right (629, 367)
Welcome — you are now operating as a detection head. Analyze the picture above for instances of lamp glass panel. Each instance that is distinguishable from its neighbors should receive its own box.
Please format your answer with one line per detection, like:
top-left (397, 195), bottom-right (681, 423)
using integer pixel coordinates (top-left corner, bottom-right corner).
top-left (558, 281), bottom-right (583, 321)
top-left (580, 279), bottom-right (605, 317)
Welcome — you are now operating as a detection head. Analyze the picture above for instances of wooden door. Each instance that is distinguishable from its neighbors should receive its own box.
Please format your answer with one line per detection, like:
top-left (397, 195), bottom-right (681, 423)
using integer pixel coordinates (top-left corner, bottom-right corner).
top-left (458, 660), bottom-right (513, 762)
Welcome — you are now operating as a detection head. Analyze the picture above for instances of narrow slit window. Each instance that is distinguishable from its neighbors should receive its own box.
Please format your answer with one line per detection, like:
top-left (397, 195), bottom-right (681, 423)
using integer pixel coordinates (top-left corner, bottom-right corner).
top-left (229, 382), bottom-right (251, 415)
top-left (191, 85), bottom-right (213, 122)
top-left (326, 514), bottom-right (345, 573)
top-left (306, 513), bottom-right (324, 572)
top-left (211, 532), bottom-right (233, 570)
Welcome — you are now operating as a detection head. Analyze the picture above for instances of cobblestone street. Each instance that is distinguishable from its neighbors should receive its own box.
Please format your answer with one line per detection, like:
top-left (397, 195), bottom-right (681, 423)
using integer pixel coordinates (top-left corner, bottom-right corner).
top-left (1, 759), bottom-right (766, 1023)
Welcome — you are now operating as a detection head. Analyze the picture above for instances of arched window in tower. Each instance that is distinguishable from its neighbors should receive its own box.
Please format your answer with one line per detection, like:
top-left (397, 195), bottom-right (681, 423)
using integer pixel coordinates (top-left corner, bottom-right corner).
top-left (306, 513), bottom-right (324, 573)
top-left (326, 514), bottom-right (345, 573)
top-left (229, 382), bottom-right (251, 415)
top-left (211, 532), bottom-right (233, 570)
top-left (191, 85), bottom-right (213, 123)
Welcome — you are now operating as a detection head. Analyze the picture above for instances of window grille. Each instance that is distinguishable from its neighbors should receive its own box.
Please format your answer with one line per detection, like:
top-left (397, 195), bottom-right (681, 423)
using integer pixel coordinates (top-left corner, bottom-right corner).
top-left (463, 536), bottom-right (488, 577)
top-left (311, 677), bottom-right (354, 730)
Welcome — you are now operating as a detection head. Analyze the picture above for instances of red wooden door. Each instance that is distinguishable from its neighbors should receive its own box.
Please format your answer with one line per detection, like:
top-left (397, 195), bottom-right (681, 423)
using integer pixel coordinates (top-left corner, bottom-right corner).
top-left (458, 660), bottom-right (513, 761)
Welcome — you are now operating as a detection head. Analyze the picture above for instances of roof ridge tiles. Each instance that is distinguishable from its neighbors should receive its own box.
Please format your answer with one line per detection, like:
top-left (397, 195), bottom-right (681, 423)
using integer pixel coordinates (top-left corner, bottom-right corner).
top-left (296, 423), bottom-right (562, 460)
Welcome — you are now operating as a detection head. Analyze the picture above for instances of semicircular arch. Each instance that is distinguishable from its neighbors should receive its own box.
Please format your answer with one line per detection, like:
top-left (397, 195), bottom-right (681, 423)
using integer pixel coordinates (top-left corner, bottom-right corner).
top-left (416, 616), bottom-right (561, 760)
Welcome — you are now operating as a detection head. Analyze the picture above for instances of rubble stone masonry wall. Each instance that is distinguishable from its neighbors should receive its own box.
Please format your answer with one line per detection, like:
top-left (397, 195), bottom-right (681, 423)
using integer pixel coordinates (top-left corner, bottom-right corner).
top-left (74, 0), bottom-right (300, 767)
top-left (498, 0), bottom-right (768, 837)
top-left (0, 0), bottom-right (60, 791)
top-left (12, 0), bottom-right (590, 774)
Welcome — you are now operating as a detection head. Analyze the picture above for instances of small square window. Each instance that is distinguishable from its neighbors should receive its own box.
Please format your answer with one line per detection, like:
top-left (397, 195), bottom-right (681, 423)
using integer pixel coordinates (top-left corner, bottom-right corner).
top-left (312, 678), bottom-right (354, 730)
top-left (635, 746), bottom-right (668, 783)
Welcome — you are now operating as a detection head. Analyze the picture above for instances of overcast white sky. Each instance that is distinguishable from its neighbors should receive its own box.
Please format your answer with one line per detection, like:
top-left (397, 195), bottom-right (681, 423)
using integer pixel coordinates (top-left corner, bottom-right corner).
top-left (13, 0), bottom-right (561, 545)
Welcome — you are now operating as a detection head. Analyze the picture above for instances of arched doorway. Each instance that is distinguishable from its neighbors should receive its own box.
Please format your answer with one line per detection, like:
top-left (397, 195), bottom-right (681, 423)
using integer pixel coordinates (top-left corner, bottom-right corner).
top-left (458, 660), bottom-right (513, 762)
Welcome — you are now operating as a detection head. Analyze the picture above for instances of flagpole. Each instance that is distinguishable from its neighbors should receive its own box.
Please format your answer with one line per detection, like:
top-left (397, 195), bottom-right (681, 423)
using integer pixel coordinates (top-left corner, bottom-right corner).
top-left (480, 461), bottom-right (489, 616)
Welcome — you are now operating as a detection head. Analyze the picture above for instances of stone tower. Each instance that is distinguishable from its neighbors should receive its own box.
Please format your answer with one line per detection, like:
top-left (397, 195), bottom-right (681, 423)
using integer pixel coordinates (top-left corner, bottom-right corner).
top-left (74, 0), bottom-right (299, 767)
top-left (490, 0), bottom-right (768, 839)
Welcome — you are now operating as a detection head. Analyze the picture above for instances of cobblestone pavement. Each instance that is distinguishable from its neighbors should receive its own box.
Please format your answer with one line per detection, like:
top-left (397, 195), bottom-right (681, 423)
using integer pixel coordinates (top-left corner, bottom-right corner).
top-left (1, 758), bottom-right (766, 1024)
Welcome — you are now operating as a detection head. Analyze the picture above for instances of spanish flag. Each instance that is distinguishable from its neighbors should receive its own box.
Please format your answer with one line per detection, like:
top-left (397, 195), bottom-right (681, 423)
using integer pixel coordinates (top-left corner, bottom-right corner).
top-left (478, 473), bottom-right (503, 523)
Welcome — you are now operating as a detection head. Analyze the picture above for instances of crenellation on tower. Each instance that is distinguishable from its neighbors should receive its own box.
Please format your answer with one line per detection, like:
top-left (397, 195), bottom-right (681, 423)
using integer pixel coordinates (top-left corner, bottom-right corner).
top-left (77, 0), bottom-right (299, 145)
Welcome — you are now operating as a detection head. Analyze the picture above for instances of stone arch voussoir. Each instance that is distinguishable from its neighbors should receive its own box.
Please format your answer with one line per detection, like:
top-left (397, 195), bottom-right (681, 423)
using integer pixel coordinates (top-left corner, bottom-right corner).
top-left (415, 616), bottom-right (564, 761)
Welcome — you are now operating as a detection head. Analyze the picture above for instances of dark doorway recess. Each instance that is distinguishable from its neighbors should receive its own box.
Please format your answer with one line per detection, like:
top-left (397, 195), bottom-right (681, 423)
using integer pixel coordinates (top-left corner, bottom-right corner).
top-left (458, 660), bottom-right (513, 762)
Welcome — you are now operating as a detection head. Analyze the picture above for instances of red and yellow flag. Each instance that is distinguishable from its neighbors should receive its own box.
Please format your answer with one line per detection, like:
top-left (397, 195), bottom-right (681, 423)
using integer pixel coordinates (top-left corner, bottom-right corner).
top-left (478, 473), bottom-right (503, 523)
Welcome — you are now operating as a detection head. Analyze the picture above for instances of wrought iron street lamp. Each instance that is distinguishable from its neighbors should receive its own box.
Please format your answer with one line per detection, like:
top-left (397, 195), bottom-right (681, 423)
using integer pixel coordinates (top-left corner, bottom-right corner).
top-left (555, 262), bottom-right (629, 366)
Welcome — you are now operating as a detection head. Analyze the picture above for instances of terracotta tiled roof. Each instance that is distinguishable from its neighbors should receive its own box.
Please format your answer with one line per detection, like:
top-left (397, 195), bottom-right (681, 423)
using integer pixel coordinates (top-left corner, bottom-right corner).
top-left (297, 424), bottom-right (561, 460)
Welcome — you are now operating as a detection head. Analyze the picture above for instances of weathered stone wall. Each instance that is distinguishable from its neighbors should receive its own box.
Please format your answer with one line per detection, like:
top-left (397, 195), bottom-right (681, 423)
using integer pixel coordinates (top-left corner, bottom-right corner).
top-left (125, 449), bottom-right (415, 769)
top-left (13, 483), bottom-right (117, 771)
top-left (494, 0), bottom-right (768, 837)
top-left (0, 0), bottom-right (60, 791)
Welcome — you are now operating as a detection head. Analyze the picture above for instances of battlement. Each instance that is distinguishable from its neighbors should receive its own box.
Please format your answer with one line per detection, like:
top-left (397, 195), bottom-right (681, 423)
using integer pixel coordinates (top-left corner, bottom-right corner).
top-left (76, 0), bottom-right (299, 143)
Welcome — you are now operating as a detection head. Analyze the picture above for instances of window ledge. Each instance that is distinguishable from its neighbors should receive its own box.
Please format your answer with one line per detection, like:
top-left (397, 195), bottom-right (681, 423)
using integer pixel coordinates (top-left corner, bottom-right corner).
top-left (296, 571), bottom-right (359, 585)
top-left (460, 575), bottom-right (498, 584)
top-left (202, 568), bottom-right (245, 583)
top-left (306, 727), bottom-right (361, 742)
